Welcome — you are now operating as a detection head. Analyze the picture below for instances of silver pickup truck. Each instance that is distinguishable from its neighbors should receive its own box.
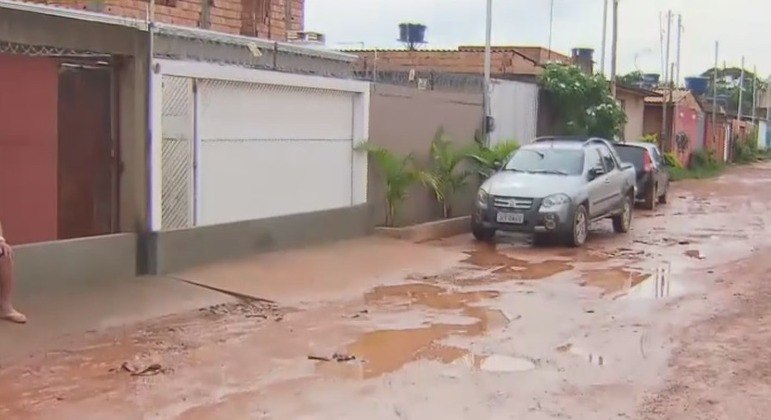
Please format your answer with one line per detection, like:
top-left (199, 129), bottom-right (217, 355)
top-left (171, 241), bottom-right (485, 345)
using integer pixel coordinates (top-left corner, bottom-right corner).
top-left (471, 137), bottom-right (637, 247)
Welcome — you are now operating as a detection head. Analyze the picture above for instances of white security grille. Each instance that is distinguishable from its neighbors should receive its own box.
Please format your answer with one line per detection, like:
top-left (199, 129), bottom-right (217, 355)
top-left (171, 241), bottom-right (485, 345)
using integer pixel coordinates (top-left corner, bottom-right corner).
top-left (160, 76), bottom-right (195, 229)
top-left (197, 79), bottom-right (356, 226)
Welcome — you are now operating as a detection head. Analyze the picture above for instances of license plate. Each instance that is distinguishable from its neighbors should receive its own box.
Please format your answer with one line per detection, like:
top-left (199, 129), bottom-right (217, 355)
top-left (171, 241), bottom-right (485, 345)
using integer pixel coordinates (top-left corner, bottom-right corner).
top-left (496, 212), bottom-right (524, 224)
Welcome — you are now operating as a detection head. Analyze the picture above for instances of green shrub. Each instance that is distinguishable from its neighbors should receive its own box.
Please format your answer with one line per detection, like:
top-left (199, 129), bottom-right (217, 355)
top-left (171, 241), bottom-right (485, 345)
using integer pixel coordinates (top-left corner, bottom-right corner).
top-left (419, 129), bottom-right (474, 219)
top-left (662, 152), bottom-right (683, 169)
top-left (466, 140), bottom-right (520, 178)
top-left (669, 149), bottom-right (724, 181)
top-left (356, 142), bottom-right (419, 227)
top-left (689, 149), bottom-right (719, 169)
top-left (641, 133), bottom-right (658, 144)
top-left (732, 133), bottom-right (759, 164)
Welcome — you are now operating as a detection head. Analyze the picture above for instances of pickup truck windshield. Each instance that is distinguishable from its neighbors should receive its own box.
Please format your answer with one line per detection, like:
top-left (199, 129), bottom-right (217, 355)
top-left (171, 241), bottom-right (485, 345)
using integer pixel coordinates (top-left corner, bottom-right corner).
top-left (504, 149), bottom-right (584, 175)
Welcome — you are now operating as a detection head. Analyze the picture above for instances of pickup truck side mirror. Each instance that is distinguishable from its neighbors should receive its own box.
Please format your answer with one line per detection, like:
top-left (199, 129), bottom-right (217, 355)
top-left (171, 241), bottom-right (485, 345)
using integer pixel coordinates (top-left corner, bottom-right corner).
top-left (588, 166), bottom-right (605, 180)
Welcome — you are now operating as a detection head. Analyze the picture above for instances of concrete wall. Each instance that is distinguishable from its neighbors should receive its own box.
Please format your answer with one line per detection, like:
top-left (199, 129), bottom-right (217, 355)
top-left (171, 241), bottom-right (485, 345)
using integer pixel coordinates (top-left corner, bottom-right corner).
top-left (144, 204), bottom-right (372, 274)
top-left (618, 90), bottom-right (645, 142)
top-left (0, 54), bottom-right (59, 244)
top-left (14, 233), bottom-right (138, 295)
top-left (368, 83), bottom-right (483, 226)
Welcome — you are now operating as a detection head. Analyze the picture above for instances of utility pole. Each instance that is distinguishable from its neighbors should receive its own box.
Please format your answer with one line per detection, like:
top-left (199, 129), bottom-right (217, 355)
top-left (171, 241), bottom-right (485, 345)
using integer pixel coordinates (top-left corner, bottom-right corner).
top-left (752, 65), bottom-right (758, 124)
top-left (738, 56), bottom-right (745, 120)
top-left (548, 0), bottom-right (555, 61)
top-left (600, 0), bottom-right (608, 76)
top-left (661, 10), bottom-right (672, 150)
top-left (675, 14), bottom-right (682, 87)
top-left (483, 0), bottom-right (493, 144)
top-left (610, 0), bottom-right (619, 98)
top-left (712, 41), bottom-right (718, 147)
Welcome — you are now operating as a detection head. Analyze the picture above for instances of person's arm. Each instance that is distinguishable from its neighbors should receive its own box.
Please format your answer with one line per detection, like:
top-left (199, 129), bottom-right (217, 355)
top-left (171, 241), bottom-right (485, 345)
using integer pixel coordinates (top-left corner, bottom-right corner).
top-left (0, 220), bottom-right (4, 242)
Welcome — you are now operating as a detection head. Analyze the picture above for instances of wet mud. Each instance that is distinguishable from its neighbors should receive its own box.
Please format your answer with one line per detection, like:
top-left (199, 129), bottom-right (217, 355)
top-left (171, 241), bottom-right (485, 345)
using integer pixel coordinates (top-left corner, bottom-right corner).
top-left (2, 163), bottom-right (771, 418)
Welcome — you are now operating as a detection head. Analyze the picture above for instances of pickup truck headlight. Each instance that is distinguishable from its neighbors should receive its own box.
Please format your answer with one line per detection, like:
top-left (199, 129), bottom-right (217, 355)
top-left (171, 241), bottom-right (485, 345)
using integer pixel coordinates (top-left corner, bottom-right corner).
top-left (541, 193), bottom-right (571, 209)
top-left (476, 189), bottom-right (489, 209)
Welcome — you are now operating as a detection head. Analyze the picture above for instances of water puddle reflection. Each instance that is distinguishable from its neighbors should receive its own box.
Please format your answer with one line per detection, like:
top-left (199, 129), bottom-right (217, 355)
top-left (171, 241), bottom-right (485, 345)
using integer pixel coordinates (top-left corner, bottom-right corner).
top-left (579, 268), bottom-right (649, 295)
top-left (617, 264), bottom-right (675, 300)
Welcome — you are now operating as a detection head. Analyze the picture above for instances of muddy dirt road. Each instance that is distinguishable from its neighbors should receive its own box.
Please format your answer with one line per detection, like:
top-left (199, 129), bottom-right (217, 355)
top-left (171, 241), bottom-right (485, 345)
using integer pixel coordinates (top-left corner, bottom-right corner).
top-left (2, 164), bottom-right (771, 419)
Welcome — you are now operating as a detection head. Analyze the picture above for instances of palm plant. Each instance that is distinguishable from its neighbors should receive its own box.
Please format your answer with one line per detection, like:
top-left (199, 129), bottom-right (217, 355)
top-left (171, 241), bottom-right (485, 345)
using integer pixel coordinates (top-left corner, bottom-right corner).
top-left (357, 143), bottom-right (419, 227)
top-left (466, 140), bottom-right (520, 178)
top-left (419, 129), bottom-right (473, 219)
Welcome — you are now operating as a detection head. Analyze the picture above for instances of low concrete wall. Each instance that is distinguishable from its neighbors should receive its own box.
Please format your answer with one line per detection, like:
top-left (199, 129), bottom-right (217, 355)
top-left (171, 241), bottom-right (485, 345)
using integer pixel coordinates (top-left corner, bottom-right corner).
top-left (144, 204), bottom-right (373, 274)
top-left (375, 216), bottom-right (471, 243)
top-left (14, 233), bottom-right (138, 295)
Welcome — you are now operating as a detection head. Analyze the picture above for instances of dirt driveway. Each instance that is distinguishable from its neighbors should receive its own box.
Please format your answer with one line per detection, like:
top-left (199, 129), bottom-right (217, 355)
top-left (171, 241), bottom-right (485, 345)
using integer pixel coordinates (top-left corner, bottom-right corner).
top-left (2, 163), bottom-right (771, 419)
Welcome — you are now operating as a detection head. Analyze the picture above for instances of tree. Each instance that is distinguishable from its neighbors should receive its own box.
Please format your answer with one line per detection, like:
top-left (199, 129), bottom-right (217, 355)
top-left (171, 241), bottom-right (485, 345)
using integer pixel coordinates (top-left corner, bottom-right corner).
top-left (419, 129), bottom-right (473, 219)
top-left (540, 63), bottom-right (627, 139)
top-left (618, 70), bottom-right (644, 86)
top-left (701, 67), bottom-right (768, 116)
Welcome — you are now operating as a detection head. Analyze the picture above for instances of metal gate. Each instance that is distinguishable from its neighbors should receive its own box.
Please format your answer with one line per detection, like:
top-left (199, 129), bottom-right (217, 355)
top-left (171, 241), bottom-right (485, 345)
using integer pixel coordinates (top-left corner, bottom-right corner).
top-left (160, 76), bottom-right (195, 230)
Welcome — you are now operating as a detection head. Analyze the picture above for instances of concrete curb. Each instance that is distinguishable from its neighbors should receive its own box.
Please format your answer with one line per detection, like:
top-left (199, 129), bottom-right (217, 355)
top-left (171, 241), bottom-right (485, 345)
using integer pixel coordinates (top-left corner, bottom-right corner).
top-left (375, 215), bottom-right (471, 242)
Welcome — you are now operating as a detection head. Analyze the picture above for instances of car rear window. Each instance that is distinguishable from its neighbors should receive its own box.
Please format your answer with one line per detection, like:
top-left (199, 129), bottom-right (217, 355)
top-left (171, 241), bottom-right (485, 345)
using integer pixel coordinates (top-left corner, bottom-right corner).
top-left (613, 145), bottom-right (646, 172)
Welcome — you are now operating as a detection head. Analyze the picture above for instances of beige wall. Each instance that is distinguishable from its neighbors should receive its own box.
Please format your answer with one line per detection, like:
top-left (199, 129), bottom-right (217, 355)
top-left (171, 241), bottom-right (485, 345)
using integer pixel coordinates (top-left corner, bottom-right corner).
top-left (619, 90), bottom-right (645, 141)
top-left (368, 84), bottom-right (483, 226)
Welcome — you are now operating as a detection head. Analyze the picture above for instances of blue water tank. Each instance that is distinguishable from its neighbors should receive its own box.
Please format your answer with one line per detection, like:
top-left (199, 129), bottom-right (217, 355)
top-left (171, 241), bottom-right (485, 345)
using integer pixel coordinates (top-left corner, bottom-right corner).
top-left (398, 23), bottom-right (427, 44)
top-left (398, 24), bottom-right (409, 43)
top-left (685, 77), bottom-right (710, 96)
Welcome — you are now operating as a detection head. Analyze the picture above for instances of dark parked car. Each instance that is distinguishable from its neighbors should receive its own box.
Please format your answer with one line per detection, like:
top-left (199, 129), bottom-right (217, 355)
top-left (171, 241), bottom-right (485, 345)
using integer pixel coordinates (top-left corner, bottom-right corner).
top-left (613, 142), bottom-right (670, 210)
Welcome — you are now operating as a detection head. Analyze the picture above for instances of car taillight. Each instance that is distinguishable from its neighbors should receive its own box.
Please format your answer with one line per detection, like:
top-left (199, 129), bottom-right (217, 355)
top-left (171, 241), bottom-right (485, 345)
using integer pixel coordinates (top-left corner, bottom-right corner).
top-left (643, 151), bottom-right (653, 172)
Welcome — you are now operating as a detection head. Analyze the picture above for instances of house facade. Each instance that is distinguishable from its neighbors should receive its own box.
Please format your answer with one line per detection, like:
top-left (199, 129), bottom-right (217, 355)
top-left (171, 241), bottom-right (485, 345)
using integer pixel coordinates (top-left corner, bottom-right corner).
top-left (644, 89), bottom-right (706, 165)
top-left (616, 85), bottom-right (658, 142)
top-left (0, 0), bottom-right (370, 293)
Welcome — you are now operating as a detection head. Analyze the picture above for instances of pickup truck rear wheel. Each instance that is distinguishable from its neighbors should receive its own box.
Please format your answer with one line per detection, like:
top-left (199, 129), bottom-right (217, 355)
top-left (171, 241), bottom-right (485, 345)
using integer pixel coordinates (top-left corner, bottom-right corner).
top-left (564, 204), bottom-right (588, 247)
top-left (612, 195), bottom-right (633, 233)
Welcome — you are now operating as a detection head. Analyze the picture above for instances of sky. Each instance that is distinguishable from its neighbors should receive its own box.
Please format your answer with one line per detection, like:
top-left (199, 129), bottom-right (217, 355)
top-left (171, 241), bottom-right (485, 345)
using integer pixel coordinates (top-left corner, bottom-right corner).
top-left (305, 0), bottom-right (769, 82)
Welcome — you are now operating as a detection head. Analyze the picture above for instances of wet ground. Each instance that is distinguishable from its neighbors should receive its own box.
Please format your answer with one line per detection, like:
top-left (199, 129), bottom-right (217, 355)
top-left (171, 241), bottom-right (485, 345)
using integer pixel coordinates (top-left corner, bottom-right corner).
top-left (2, 163), bottom-right (771, 419)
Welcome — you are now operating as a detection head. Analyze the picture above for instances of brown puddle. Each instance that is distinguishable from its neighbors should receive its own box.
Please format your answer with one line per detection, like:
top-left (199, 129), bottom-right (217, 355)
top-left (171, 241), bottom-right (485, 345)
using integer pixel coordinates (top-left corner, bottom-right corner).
top-left (579, 267), bottom-right (649, 295)
top-left (461, 244), bottom-right (574, 281)
top-left (318, 283), bottom-right (508, 379)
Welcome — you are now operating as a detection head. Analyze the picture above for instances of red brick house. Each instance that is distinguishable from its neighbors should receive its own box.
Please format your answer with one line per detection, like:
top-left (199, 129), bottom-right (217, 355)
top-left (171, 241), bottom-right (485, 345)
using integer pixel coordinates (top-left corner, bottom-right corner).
top-left (28, 0), bottom-right (304, 40)
top-left (348, 45), bottom-right (572, 81)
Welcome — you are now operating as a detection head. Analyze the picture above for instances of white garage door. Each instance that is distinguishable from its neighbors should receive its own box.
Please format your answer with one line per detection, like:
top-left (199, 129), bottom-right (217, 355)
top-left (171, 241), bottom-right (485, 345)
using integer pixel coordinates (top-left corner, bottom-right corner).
top-left (197, 80), bottom-right (357, 226)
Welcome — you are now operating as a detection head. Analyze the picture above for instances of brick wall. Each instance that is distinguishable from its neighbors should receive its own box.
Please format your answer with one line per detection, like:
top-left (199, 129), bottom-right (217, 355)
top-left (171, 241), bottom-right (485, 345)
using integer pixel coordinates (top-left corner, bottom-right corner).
top-left (28, 0), bottom-right (303, 39)
top-left (240, 0), bottom-right (303, 40)
top-left (352, 50), bottom-right (541, 77)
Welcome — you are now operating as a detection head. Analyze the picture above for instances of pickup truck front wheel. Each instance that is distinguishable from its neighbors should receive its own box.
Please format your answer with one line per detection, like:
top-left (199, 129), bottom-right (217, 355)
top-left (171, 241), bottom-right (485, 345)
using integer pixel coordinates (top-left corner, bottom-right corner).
top-left (564, 204), bottom-right (588, 247)
top-left (472, 222), bottom-right (496, 242)
top-left (612, 195), bottom-right (633, 233)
